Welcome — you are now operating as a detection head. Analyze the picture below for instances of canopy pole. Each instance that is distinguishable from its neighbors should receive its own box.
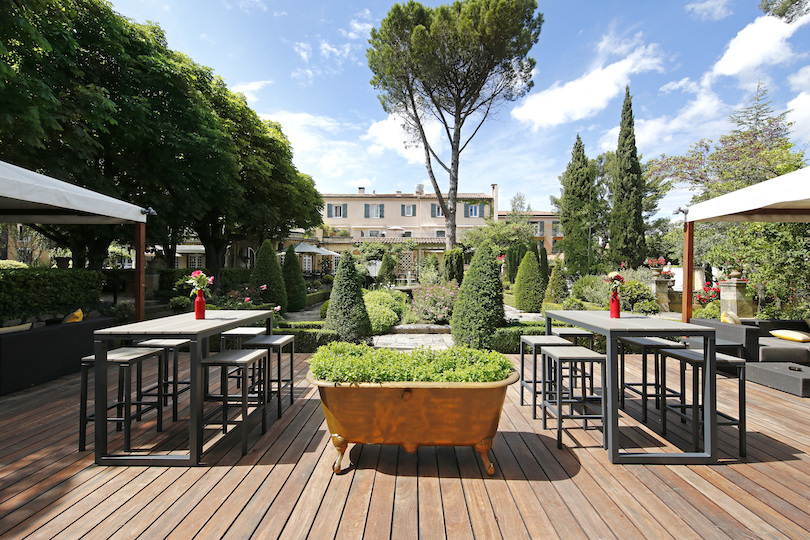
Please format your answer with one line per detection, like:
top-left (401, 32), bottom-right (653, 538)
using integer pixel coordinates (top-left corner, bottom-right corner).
top-left (681, 220), bottom-right (694, 323)
top-left (135, 222), bottom-right (146, 321)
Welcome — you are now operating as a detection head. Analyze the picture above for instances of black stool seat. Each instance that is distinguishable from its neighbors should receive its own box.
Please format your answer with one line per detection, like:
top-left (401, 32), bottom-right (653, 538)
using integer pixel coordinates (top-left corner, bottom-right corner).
top-left (80, 347), bottom-right (165, 452)
top-left (242, 334), bottom-right (295, 418)
top-left (551, 327), bottom-right (595, 348)
top-left (541, 346), bottom-right (606, 449)
top-left (619, 337), bottom-right (685, 423)
top-left (519, 335), bottom-right (573, 419)
top-left (138, 338), bottom-right (191, 422)
top-left (202, 348), bottom-right (269, 456)
top-left (660, 348), bottom-right (746, 456)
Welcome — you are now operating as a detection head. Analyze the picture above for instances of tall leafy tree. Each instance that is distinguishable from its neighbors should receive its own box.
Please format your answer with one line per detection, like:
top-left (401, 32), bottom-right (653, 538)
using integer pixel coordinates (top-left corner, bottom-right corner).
top-left (368, 0), bottom-right (542, 249)
top-left (609, 86), bottom-right (646, 267)
top-left (558, 135), bottom-right (598, 277)
top-left (759, 0), bottom-right (809, 21)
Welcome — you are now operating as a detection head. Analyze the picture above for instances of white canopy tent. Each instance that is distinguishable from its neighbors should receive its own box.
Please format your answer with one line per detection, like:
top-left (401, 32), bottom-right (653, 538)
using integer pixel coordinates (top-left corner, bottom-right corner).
top-left (681, 167), bottom-right (810, 320)
top-left (0, 160), bottom-right (150, 319)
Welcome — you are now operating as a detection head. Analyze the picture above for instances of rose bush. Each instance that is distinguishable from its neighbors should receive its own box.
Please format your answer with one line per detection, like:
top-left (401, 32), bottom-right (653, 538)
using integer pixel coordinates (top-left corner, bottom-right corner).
top-left (411, 281), bottom-right (459, 324)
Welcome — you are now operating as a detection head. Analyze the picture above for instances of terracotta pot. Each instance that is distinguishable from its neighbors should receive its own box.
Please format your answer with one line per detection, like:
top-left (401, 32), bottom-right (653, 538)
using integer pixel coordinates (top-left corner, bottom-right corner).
top-left (306, 369), bottom-right (519, 475)
top-left (194, 289), bottom-right (205, 319)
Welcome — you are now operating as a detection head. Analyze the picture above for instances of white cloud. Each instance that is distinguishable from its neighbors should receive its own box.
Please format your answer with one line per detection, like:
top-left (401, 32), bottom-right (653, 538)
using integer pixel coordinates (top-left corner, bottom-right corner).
top-left (294, 42), bottom-right (312, 63)
top-left (199, 33), bottom-right (216, 44)
top-left (320, 41), bottom-right (351, 60)
top-left (660, 77), bottom-right (700, 94)
top-left (238, 0), bottom-right (266, 13)
top-left (362, 115), bottom-right (444, 165)
top-left (685, 0), bottom-right (733, 21)
top-left (712, 14), bottom-right (810, 86)
top-left (340, 11), bottom-right (374, 40)
top-left (291, 68), bottom-right (316, 86)
top-left (512, 32), bottom-right (665, 130)
top-left (787, 66), bottom-right (810, 142)
top-left (274, 11), bottom-right (287, 17)
top-left (231, 80), bottom-right (273, 102)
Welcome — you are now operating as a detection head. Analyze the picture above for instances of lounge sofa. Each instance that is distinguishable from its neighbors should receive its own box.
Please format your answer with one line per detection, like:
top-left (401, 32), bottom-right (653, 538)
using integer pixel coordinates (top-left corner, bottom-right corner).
top-left (747, 319), bottom-right (810, 364)
top-left (0, 317), bottom-right (114, 395)
top-left (688, 318), bottom-right (760, 363)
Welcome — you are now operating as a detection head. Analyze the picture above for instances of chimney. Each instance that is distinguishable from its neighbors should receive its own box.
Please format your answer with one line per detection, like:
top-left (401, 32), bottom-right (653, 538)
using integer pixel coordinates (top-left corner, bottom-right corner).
top-left (358, 187), bottom-right (365, 194)
top-left (415, 183), bottom-right (424, 194)
top-left (491, 183), bottom-right (498, 219)
top-left (396, 191), bottom-right (402, 197)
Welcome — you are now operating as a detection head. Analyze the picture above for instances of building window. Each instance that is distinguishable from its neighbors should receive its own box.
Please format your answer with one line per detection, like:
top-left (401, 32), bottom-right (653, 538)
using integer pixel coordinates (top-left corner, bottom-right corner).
top-left (552, 220), bottom-right (562, 237)
top-left (280, 253), bottom-right (285, 267)
top-left (333, 205), bottom-right (343, 218)
top-left (403, 231), bottom-right (412, 237)
top-left (468, 205), bottom-right (478, 218)
top-left (436, 205), bottom-right (444, 217)
top-left (369, 230), bottom-right (380, 237)
top-left (405, 205), bottom-right (413, 216)
top-left (188, 254), bottom-right (204, 269)
top-left (303, 255), bottom-right (312, 272)
top-left (367, 204), bottom-right (383, 218)
top-left (552, 239), bottom-right (561, 254)
top-left (436, 230), bottom-right (445, 238)
top-left (533, 223), bottom-right (540, 237)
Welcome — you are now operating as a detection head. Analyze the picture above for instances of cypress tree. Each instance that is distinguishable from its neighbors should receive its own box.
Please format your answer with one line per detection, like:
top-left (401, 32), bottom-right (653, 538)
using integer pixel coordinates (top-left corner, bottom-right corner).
top-left (451, 244), bottom-right (504, 349)
top-left (514, 251), bottom-right (545, 312)
top-left (543, 259), bottom-right (568, 304)
top-left (251, 240), bottom-right (287, 312)
top-left (324, 250), bottom-right (372, 341)
top-left (377, 252), bottom-right (396, 286)
top-left (539, 246), bottom-right (549, 298)
top-left (282, 245), bottom-right (307, 311)
top-left (559, 135), bottom-right (598, 277)
top-left (442, 248), bottom-right (464, 285)
top-left (609, 86), bottom-right (646, 267)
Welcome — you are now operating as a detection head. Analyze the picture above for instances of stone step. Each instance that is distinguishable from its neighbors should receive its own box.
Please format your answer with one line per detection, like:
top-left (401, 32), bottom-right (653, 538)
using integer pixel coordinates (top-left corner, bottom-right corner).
top-left (390, 324), bottom-right (451, 334)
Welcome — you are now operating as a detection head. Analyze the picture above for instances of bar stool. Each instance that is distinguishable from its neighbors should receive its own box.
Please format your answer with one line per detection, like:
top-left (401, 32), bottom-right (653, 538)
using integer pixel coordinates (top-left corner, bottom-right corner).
top-left (242, 334), bottom-right (295, 418)
top-left (519, 335), bottom-right (573, 419)
top-left (552, 327), bottom-right (596, 394)
top-left (541, 346), bottom-right (606, 449)
top-left (618, 337), bottom-right (685, 423)
top-left (79, 347), bottom-right (165, 452)
top-left (660, 348), bottom-right (746, 456)
top-left (202, 348), bottom-right (268, 456)
top-left (137, 338), bottom-right (191, 422)
top-left (220, 327), bottom-right (266, 388)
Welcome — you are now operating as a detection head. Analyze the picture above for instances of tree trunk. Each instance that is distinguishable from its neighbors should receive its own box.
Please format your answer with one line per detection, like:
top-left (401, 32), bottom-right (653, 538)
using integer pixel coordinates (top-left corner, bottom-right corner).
top-left (195, 218), bottom-right (229, 291)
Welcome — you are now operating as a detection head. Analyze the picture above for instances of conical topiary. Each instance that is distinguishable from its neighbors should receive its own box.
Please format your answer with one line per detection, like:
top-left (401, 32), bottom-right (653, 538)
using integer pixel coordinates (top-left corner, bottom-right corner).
top-left (377, 252), bottom-right (396, 287)
top-left (543, 259), bottom-right (568, 304)
top-left (324, 250), bottom-right (372, 341)
top-left (514, 251), bottom-right (545, 313)
top-left (251, 239), bottom-right (287, 312)
top-left (451, 243), bottom-right (504, 349)
top-left (442, 248), bottom-right (464, 285)
top-left (539, 246), bottom-right (549, 299)
top-left (282, 245), bottom-right (307, 311)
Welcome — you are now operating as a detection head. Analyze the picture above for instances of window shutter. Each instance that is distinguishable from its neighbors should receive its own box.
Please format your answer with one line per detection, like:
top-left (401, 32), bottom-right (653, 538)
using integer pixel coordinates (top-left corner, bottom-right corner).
top-left (431, 204), bottom-right (436, 218)
top-left (327, 204), bottom-right (332, 218)
top-left (342, 203), bottom-right (347, 217)
top-left (479, 203), bottom-right (485, 218)
top-left (412, 205), bottom-right (416, 216)
top-left (464, 203), bottom-right (469, 218)
top-left (364, 204), bottom-right (369, 218)
top-left (379, 204), bottom-right (384, 218)
top-left (401, 204), bottom-right (405, 216)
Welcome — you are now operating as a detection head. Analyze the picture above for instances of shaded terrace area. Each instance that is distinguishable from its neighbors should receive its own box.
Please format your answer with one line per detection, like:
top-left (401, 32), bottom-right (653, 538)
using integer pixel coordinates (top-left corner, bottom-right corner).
top-left (1, 352), bottom-right (809, 539)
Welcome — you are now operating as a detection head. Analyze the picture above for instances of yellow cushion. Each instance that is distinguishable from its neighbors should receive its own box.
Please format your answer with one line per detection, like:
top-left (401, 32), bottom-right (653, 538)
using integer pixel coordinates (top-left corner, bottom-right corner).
top-left (769, 329), bottom-right (810, 342)
top-left (0, 323), bottom-right (32, 334)
top-left (62, 309), bottom-right (83, 324)
top-left (721, 312), bottom-right (742, 325)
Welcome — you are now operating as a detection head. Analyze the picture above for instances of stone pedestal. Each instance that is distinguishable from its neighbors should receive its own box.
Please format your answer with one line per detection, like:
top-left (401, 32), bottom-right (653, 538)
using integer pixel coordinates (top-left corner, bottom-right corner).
top-left (719, 279), bottom-right (754, 317)
top-left (655, 278), bottom-right (673, 312)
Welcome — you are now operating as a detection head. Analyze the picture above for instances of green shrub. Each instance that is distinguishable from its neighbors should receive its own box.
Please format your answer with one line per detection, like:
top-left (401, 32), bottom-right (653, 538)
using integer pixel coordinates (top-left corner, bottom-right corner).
top-left (309, 342), bottom-right (513, 383)
top-left (169, 296), bottom-right (191, 313)
top-left (377, 252), bottom-right (396, 287)
top-left (571, 275), bottom-right (606, 304)
top-left (619, 280), bottom-right (656, 312)
top-left (283, 245), bottom-right (307, 312)
top-left (0, 268), bottom-right (104, 319)
top-left (486, 323), bottom-right (547, 353)
top-left (543, 259), bottom-right (568, 303)
top-left (110, 302), bottom-right (136, 324)
top-left (693, 300), bottom-right (721, 319)
top-left (633, 298), bottom-right (661, 315)
top-left (324, 251), bottom-right (372, 341)
top-left (514, 251), bottom-right (545, 313)
top-left (366, 303), bottom-right (399, 334)
top-left (442, 248), bottom-right (464, 285)
top-left (252, 240), bottom-right (287, 312)
top-left (159, 268), bottom-right (198, 292)
top-left (320, 299), bottom-right (330, 319)
top-left (562, 297), bottom-right (588, 310)
top-left (274, 328), bottom-right (341, 352)
top-left (364, 289), bottom-right (404, 318)
top-left (400, 305), bottom-right (421, 324)
top-left (322, 274), bottom-right (334, 285)
top-left (219, 268), bottom-right (252, 291)
top-left (451, 244), bottom-right (504, 349)
top-left (0, 260), bottom-right (28, 269)
top-left (411, 281), bottom-right (459, 324)
top-left (277, 320), bottom-right (325, 329)
top-left (539, 246), bottom-right (549, 295)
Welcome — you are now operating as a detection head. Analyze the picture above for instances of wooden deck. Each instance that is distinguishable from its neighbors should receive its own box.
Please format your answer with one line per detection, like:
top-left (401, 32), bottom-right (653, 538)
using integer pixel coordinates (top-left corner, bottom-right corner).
top-left (1, 351), bottom-right (809, 539)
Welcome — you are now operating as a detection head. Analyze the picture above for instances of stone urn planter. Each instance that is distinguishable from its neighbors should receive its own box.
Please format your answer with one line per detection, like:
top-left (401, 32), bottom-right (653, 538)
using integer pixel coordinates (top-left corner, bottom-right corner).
top-left (306, 369), bottom-right (519, 475)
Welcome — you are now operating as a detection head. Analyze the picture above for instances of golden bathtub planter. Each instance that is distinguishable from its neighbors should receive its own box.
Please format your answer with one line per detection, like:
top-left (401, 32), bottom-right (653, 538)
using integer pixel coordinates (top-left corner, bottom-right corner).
top-left (306, 369), bottom-right (519, 475)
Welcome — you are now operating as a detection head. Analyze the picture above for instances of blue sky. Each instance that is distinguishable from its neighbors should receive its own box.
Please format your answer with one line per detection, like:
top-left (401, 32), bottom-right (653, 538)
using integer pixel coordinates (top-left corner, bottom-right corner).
top-left (108, 0), bottom-right (810, 217)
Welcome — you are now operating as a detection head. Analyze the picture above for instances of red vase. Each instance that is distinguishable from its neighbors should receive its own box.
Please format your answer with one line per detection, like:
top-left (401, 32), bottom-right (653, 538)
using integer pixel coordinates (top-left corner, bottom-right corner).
top-left (610, 291), bottom-right (620, 318)
top-left (195, 289), bottom-right (206, 319)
